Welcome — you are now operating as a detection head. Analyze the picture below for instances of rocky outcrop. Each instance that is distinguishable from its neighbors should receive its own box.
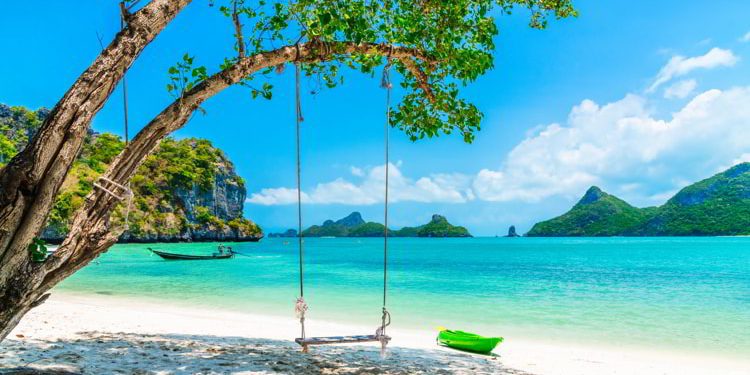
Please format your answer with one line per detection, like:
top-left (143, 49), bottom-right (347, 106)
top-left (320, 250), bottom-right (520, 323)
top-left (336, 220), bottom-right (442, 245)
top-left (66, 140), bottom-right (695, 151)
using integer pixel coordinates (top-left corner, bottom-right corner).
top-left (505, 225), bottom-right (520, 237)
top-left (115, 138), bottom-right (262, 243)
top-left (1, 103), bottom-right (262, 244)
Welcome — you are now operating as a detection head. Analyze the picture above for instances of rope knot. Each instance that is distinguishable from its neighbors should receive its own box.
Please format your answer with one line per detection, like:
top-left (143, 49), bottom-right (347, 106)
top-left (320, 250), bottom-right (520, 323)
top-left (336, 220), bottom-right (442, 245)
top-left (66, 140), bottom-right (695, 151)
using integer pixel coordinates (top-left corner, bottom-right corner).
top-left (376, 307), bottom-right (392, 358)
top-left (295, 297), bottom-right (308, 320)
top-left (381, 59), bottom-right (393, 89)
top-left (308, 37), bottom-right (331, 61)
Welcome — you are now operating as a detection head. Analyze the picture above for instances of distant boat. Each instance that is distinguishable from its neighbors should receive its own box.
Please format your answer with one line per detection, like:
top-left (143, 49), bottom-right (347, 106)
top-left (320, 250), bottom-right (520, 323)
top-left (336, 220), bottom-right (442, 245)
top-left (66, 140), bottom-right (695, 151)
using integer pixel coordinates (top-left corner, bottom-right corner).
top-left (320, 236), bottom-right (336, 239)
top-left (148, 248), bottom-right (234, 260)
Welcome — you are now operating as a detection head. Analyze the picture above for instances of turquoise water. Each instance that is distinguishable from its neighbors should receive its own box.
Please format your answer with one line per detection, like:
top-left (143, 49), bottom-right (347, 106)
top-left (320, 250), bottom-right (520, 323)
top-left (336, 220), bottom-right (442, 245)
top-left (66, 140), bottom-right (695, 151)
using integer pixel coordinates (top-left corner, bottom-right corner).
top-left (58, 237), bottom-right (750, 357)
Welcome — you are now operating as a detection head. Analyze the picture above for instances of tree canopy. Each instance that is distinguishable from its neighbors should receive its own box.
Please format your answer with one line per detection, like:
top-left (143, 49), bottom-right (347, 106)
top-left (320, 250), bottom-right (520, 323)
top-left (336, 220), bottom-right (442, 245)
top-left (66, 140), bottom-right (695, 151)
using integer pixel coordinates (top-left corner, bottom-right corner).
top-left (168, 0), bottom-right (576, 142)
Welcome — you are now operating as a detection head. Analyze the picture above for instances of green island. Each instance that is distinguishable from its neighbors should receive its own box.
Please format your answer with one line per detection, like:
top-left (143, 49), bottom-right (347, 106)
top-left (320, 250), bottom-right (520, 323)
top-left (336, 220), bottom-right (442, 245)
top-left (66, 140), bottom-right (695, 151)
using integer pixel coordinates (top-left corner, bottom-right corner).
top-left (1, 104), bottom-right (261, 243)
top-left (271, 212), bottom-right (472, 238)
top-left (528, 163), bottom-right (750, 236)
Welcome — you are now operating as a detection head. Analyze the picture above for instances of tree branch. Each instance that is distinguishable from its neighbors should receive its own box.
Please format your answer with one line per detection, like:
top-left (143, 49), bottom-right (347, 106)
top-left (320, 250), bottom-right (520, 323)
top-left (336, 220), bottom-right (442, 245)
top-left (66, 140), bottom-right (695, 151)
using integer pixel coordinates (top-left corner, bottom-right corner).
top-left (43, 40), bottom-right (436, 281)
top-left (398, 57), bottom-right (435, 103)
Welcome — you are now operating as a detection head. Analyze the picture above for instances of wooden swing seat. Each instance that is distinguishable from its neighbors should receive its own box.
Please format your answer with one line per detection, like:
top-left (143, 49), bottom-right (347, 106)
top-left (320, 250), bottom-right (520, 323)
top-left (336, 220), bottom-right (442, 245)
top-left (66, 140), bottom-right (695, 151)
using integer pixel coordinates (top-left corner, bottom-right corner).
top-left (295, 334), bottom-right (390, 351)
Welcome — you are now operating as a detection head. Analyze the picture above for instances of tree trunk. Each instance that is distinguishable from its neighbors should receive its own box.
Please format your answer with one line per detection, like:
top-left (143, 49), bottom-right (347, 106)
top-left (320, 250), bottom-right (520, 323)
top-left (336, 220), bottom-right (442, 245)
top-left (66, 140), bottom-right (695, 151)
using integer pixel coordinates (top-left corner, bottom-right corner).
top-left (0, 0), bottom-right (192, 341)
top-left (0, 40), bottom-right (428, 340)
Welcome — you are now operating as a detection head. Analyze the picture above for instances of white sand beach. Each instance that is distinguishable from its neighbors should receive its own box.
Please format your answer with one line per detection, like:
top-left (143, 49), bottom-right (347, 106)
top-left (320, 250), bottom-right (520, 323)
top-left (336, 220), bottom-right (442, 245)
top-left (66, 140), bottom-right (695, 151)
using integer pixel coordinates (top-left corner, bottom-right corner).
top-left (1, 293), bottom-right (748, 374)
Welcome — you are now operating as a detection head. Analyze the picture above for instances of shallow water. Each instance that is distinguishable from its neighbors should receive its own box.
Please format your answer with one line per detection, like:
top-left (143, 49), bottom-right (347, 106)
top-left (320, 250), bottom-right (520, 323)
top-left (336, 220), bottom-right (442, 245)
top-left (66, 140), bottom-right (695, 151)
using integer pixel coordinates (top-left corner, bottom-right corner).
top-left (57, 237), bottom-right (750, 357)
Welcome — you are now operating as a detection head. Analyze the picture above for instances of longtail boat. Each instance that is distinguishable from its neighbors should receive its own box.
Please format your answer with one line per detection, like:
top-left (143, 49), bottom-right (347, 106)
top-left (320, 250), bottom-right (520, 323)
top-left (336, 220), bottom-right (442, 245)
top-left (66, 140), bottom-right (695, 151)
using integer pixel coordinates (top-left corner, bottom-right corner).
top-left (148, 248), bottom-right (234, 260)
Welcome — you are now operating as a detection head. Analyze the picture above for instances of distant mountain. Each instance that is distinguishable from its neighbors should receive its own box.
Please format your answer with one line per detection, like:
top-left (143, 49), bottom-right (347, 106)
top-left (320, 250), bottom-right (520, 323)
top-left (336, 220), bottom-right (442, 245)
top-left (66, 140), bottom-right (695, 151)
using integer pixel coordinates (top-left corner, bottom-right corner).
top-left (634, 163), bottom-right (750, 235)
top-left (527, 187), bottom-right (657, 236)
top-left (268, 229), bottom-right (298, 238)
top-left (298, 212), bottom-right (472, 237)
top-left (302, 212), bottom-right (368, 237)
top-left (527, 163), bottom-right (750, 236)
top-left (406, 214), bottom-right (472, 237)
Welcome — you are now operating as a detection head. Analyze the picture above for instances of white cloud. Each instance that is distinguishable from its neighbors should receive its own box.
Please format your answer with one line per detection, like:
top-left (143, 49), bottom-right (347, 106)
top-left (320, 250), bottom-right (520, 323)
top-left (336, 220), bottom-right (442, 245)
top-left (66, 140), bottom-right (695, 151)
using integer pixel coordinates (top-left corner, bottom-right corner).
top-left (663, 79), bottom-right (697, 99)
top-left (350, 166), bottom-right (364, 177)
top-left (474, 87), bottom-right (750, 203)
top-left (246, 187), bottom-right (310, 205)
top-left (246, 163), bottom-right (473, 205)
top-left (740, 31), bottom-right (750, 43)
top-left (648, 48), bottom-right (738, 92)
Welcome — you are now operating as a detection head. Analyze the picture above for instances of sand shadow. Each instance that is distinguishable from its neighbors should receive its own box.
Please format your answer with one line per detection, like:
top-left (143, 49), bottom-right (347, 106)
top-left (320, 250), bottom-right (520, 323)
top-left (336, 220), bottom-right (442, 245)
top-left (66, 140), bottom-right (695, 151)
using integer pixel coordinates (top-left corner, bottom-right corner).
top-left (0, 331), bottom-right (530, 375)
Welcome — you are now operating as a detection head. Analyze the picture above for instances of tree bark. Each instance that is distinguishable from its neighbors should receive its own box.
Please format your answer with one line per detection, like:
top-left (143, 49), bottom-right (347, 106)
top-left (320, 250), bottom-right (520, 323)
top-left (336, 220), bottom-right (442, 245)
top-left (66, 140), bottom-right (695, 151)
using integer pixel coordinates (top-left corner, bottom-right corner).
top-left (0, 40), bottom-right (431, 340)
top-left (0, 0), bottom-right (192, 341)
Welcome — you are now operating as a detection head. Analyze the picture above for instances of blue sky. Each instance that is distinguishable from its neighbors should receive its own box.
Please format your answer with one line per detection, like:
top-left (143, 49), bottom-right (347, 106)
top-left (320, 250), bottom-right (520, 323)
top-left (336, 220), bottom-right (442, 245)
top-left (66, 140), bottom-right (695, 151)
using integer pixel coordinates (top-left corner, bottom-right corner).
top-left (2, 1), bottom-right (750, 235)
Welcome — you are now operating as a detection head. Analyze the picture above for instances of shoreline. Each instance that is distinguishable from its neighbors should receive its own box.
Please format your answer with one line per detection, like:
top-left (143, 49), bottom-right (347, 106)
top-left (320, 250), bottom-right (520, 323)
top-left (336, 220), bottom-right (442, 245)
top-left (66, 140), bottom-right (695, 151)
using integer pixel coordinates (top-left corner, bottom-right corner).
top-left (2, 292), bottom-right (748, 374)
top-left (40, 236), bottom-right (264, 245)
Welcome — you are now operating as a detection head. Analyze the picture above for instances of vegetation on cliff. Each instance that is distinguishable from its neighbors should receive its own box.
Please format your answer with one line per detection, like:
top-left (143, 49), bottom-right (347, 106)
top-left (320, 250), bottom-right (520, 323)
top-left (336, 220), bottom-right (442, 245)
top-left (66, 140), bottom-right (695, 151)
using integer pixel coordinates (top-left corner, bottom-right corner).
top-left (1, 104), bottom-right (261, 242)
top-left (528, 163), bottom-right (750, 236)
top-left (527, 187), bottom-right (657, 236)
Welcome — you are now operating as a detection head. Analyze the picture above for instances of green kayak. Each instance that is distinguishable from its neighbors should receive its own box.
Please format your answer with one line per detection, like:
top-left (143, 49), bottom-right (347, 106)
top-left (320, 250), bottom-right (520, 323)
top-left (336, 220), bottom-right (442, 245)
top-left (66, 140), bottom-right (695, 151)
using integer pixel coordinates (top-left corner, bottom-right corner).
top-left (437, 329), bottom-right (503, 354)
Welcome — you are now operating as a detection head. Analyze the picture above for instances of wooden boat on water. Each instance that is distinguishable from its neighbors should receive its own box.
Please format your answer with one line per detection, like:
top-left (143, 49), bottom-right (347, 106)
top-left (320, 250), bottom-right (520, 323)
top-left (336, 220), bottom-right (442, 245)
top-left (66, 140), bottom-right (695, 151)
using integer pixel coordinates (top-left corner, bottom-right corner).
top-left (148, 248), bottom-right (234, 260)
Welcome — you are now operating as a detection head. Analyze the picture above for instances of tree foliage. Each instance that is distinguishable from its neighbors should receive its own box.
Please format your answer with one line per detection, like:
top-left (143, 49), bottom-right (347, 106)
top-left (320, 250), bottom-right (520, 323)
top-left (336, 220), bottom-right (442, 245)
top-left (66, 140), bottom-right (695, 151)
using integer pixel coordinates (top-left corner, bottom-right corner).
top-left (0, 105), bottom-right (45, 166)
top-left (179, 0), bottom-right (576, 142)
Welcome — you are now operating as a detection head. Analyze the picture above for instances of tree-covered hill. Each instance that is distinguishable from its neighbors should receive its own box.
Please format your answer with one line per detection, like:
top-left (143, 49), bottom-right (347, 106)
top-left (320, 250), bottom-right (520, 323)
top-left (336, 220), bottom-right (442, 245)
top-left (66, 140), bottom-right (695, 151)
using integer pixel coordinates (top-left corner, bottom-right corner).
top-left (527, 187), bottom-right (657, 236)
top-left (633, 163), bottom-right (750, 236)
top-left (298, 212), bottom-right (472, 237)
top-left (1, 103), bottom-right (261, 242)
top-left (528, 163), bottom-right (750, 236)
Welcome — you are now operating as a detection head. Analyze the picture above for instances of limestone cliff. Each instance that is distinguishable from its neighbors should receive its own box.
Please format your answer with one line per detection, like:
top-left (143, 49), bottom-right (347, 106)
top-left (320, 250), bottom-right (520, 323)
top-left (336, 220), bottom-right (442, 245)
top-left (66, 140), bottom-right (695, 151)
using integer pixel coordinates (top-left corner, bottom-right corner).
top-left (1, 103), bottom-right (262, 243)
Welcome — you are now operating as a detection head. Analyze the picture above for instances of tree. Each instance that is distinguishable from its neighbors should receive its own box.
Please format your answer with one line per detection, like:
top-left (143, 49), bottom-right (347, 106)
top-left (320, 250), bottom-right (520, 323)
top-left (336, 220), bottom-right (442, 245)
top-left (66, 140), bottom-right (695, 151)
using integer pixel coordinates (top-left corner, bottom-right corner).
top-left (0, 0), bottom-right (576, 340)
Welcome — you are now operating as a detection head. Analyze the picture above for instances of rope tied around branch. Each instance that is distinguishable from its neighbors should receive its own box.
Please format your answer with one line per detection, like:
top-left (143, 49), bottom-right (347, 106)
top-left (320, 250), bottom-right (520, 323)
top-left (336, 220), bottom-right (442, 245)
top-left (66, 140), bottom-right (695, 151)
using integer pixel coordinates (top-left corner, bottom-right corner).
top-left (381, 46), bottom-right (394, 89)
top-left (92, 176), bottom-right (134, 230)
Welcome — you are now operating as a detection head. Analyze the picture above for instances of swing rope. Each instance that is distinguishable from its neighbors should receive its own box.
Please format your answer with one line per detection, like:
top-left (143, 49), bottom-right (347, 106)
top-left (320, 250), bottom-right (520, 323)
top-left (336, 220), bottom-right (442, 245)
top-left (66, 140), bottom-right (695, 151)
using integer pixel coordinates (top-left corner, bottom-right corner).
top-left (293, 53), bottom-right (392, 354)
top-left (121, 16), bottom-right (130, 145)
top-left (294, 60), bottom-right (308, 340)
top-left (120, 14), bottom-right (133, 230)
top-left (378, 54), bottom-right (393, 343)
top-left (94, 8), bottom-right (133, 229)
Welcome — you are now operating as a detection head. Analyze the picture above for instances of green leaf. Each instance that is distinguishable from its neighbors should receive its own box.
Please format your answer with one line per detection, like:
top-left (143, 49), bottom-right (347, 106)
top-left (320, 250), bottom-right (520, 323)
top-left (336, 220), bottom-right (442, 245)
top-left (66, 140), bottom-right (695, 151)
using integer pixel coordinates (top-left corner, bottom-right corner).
top-left (319, 12), bottom-right (332, 26)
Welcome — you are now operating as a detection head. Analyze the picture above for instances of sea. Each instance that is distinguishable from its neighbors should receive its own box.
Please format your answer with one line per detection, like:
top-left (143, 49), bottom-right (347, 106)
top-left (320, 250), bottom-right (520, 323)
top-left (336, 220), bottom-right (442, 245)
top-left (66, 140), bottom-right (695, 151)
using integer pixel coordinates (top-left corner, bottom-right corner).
top-left (56, 237), bottom-right (750, 358)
